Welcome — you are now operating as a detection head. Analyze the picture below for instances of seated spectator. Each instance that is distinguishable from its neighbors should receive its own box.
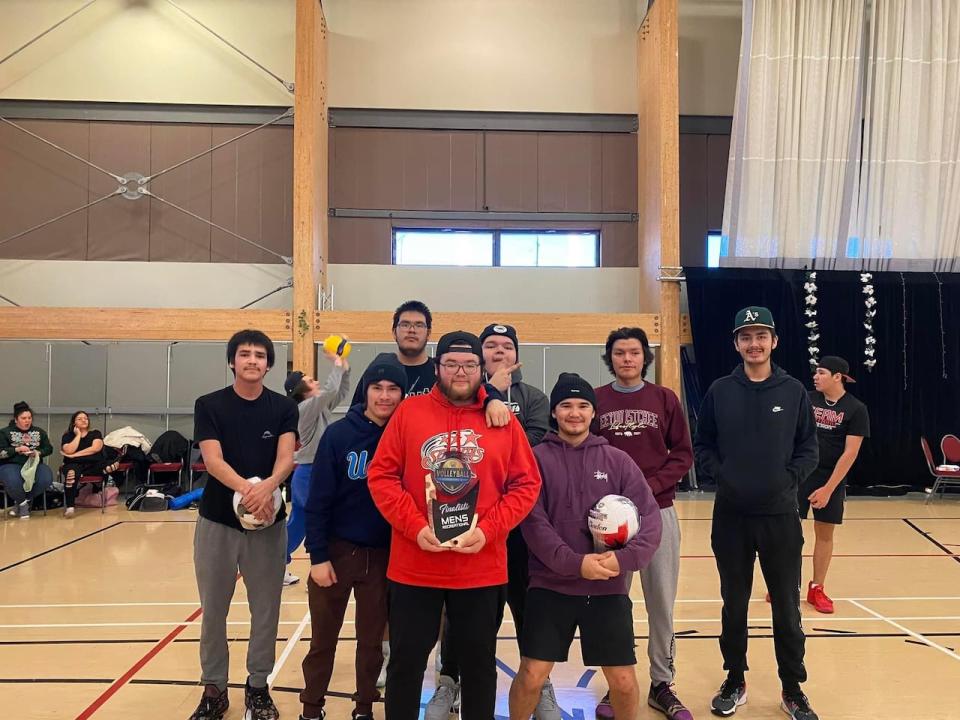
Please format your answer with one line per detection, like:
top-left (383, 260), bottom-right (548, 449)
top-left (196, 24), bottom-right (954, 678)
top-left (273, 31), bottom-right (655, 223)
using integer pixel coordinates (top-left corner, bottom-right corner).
top-left (60, 411), bottom-right (121, 517)
top-left (0, 402), bottom-right (55, 519)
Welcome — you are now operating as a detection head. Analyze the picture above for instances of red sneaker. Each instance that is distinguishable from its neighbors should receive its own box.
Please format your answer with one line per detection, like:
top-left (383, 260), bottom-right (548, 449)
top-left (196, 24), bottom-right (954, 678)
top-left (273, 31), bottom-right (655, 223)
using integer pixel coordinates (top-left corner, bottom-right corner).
top-left (806, 582), bottom-right (834, 614)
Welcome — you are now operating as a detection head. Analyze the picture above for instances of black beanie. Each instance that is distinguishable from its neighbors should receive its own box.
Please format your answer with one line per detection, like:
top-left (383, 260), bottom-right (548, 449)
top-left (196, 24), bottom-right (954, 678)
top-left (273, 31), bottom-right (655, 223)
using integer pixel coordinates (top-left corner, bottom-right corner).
top-left (479, 323), bottom-right (520, 358)
top-left (361, 356), bottom-right (407, 405)
top-left (549, 373), bottom-right (597, 415)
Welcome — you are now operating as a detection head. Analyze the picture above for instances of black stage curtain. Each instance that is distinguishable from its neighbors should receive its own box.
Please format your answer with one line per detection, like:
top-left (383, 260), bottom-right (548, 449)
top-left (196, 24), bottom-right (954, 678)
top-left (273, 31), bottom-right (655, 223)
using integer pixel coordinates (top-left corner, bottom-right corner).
top-left (685, 267), bottom-right (960, 490)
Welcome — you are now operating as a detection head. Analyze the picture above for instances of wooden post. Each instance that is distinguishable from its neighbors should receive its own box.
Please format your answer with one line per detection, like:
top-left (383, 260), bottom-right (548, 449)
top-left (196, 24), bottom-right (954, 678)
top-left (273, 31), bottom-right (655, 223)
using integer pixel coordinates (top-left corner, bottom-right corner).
top-left (637, 0), bottom-right (682, 395)
top-left (292, 0), bottom-right (328, 375)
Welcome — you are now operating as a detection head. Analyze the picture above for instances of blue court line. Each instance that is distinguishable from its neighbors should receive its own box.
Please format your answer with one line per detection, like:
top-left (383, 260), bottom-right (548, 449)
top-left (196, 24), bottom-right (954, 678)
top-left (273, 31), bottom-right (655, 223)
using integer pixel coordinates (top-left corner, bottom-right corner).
top-left (495, 657), bottom-right (587, 720)
top-left (576, 668), bottom-right (596, 688)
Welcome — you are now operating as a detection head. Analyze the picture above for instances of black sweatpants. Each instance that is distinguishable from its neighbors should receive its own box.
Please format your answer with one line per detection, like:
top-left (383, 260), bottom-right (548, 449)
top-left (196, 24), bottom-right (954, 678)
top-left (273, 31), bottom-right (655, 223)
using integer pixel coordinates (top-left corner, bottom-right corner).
top-left (386, 581), bottom-right (506, 720)
top-left (711, 508), bottom-right (807, 691)
top-left (440, 528), bottom-right (528, 680)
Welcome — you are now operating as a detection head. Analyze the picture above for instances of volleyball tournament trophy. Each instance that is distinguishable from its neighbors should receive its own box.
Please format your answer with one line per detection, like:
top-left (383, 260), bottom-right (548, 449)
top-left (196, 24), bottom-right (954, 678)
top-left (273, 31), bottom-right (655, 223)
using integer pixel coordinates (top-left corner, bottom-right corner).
top-left (422, 430), bottom-right (483, 546)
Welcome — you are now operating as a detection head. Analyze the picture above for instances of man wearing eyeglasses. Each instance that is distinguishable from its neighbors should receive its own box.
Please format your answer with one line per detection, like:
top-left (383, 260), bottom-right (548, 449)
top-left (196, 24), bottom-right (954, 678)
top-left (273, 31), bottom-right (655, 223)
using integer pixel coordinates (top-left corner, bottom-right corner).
top-left (352, 300), bottom-right (437, 404)
top-left (368, 330), bottom-right (542, 720)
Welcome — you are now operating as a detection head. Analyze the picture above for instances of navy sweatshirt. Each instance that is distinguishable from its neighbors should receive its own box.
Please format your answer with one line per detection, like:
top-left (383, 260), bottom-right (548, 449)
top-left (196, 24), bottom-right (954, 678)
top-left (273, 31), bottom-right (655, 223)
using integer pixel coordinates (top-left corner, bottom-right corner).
top-left (304, 404), bottom-right (391, 564)
top-left (694, 364), bottom-right (819, 514)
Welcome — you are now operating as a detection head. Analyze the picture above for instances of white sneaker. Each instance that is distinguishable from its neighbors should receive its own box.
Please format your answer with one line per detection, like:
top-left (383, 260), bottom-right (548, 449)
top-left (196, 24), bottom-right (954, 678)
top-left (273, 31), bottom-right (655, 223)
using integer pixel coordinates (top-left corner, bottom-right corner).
top-left (376, 641), bottom-right (389, 689)
top-left (64, 507), bottom-right (75, 518)
top-left (283, 571), bottom-right (300, 586)
top-left (424, 675), bottom-right (459, 720)
top-left (534, 678), bottom-right (562, 720)
top-left (17, 500), bottom-right (30, 519)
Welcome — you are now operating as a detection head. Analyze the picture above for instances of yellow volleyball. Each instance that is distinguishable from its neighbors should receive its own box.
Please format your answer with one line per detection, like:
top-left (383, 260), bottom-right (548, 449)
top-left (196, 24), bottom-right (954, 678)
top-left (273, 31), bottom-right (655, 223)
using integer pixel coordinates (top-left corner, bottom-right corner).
top-left (323, 334), bottom-right (352, 358)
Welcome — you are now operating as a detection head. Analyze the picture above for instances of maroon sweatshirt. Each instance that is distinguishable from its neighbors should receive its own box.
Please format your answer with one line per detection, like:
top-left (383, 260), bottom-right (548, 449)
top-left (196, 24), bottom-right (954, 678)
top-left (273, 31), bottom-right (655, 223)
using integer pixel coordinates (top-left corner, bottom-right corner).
top-left (593, 382), bottom-right (693, 509)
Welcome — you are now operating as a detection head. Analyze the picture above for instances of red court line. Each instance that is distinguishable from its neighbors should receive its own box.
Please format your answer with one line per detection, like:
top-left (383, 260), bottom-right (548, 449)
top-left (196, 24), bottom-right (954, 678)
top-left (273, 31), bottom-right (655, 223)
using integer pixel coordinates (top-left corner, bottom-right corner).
top-left (74, 606), bottom-right (203, 720)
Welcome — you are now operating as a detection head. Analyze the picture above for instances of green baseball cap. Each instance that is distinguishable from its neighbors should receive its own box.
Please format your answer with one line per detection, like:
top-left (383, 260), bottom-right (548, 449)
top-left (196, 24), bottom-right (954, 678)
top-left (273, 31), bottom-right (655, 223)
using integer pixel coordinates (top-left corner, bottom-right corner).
top-left (732, 306), bottom-right (776, 334)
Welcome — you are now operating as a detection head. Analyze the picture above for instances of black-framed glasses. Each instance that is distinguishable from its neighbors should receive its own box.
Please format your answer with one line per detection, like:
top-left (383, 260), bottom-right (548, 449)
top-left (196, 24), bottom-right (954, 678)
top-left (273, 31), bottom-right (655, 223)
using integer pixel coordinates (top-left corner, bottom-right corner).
top-left (397, 321), bottom-right (428, 331)
top-left (439, 361), bottom-right (481, 374)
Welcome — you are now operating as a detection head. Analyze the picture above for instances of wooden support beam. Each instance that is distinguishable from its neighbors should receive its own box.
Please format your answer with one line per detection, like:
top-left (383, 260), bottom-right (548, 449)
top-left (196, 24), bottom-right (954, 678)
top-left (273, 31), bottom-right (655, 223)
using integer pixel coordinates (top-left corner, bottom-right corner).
top-left (292, 0), bottom-right (329, 375)
top-left (0, 308), bottom-right (291, 342)
top-left (0, 308), bottom-right (692, 345)
top-left (637, 0), bottom-right (682, 395)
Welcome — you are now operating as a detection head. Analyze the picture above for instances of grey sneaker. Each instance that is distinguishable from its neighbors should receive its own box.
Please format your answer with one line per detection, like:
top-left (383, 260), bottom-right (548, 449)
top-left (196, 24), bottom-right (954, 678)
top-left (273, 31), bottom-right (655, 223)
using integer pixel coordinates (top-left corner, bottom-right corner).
top-left (17, 500), bottom-right (30, 518)
top-left (534, 678), bottom-right (562, 720)
top-left (424, 675), bottom-right (459, 720)
top-left (710, 679), bottom-right (746, 716)
top-left (781, 691), bottom-right (818, 720)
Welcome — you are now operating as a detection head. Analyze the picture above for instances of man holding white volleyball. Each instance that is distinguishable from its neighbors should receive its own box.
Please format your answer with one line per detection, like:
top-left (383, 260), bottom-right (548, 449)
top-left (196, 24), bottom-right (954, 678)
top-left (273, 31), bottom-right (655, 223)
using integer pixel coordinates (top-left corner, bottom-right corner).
top-left (190, 329), bottom-right (299, 720)
top-left (509, 373), bottom-right (662, 720)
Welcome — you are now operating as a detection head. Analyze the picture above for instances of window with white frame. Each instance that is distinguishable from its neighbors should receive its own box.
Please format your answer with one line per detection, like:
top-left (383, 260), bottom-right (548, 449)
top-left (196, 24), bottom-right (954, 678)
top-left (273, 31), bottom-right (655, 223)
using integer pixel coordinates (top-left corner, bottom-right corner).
top-left (392, 229), bottom-right (600, 267)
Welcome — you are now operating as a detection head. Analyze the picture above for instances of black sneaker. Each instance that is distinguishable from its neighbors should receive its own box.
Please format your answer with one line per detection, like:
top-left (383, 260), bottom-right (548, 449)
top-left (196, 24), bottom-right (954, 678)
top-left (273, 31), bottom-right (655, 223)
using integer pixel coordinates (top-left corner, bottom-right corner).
top-left (352, 715), bottom-right (373, 720)
top-left (188, 686), bottom-right (229, 720)
top-left (781, 690), bottom-right (819, 720)
top-left (245, 682), bottom-right (279, 720)
top-left (710, 678), bottom-right (747, 717)
top-left (298, 712), bottom-right (325, 720)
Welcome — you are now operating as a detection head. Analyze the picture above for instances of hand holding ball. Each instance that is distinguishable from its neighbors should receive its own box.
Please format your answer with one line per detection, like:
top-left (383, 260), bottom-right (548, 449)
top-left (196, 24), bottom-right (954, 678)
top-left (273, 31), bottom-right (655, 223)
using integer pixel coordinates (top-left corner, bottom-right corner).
top-left (323, 334), bottom-right (352, 359)
top-left (233, 477), bottom-right (282, 530)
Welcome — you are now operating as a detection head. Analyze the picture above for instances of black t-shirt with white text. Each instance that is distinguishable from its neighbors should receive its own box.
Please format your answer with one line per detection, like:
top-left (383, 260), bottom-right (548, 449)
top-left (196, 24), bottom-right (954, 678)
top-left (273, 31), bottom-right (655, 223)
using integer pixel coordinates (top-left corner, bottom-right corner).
top-left (351, 358), bottom-right (437, 405)
top-left (194, 386), bottom-right (299, 530)
top-left (808, 390), bottom-right (870, 472)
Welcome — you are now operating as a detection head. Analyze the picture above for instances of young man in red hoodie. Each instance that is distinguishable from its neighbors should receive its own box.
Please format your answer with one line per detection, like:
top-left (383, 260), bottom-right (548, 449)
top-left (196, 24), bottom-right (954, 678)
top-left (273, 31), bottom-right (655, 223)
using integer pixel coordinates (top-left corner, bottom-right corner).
top-left (367, 330), bottom-right (542, 720)
top-left (509, 373), bottom-right (663, 720)
top-left (593, 327), bottom-right (694, 720)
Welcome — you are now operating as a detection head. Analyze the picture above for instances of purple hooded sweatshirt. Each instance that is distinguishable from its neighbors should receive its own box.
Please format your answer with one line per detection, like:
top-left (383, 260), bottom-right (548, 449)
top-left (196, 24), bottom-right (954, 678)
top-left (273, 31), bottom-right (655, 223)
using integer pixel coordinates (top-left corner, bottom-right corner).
top-left (523, 431), bottom-right (663, 597)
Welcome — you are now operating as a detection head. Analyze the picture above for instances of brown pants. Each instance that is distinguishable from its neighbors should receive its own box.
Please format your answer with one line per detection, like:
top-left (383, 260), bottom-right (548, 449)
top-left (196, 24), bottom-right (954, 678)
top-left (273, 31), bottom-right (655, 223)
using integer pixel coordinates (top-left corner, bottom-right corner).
top-left (300, 539), bottom-right (389, 717)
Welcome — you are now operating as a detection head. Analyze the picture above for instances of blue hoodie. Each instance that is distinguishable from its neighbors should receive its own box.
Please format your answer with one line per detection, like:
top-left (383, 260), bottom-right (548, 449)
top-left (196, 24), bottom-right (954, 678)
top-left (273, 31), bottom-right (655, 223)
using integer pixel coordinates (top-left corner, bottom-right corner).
top-left (523, 431), bottom-right (662, 597)
top-left (304, 404), bottom-right (392, 564)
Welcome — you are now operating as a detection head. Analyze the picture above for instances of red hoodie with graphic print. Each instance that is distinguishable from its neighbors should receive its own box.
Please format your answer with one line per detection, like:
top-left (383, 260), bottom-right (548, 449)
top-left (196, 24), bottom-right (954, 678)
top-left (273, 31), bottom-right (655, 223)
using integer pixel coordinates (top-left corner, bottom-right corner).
top-left (367, 384), bottom-right (542, 589)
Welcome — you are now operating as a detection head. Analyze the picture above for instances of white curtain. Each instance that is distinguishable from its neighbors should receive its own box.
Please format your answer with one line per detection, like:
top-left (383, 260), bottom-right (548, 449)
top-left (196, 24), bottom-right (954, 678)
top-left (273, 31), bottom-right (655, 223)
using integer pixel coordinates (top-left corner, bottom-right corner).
top-left (722, 0), bottom-right (866, 268)
top-left (847, 0), bottom-right (960, 271)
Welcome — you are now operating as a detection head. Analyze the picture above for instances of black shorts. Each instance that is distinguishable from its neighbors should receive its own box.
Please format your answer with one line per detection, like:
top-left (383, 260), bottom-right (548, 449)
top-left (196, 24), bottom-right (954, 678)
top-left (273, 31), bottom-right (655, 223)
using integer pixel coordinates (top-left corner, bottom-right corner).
top-left (521, 587), bottom-right (636, 667)
top-left (798, 469), bottom-right (845, 524)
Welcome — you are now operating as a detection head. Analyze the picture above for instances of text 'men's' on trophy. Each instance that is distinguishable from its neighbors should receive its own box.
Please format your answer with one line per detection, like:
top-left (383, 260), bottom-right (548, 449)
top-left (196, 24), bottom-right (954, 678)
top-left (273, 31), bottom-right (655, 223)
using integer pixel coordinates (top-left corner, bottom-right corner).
top-left (422, 431), bottom-right (483, 547)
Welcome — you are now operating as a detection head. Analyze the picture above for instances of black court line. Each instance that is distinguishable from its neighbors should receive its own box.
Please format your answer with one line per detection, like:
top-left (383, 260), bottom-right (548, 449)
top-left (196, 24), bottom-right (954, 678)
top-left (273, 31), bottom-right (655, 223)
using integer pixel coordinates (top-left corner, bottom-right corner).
top-left (0, 521), bottom-right (123, 573)
top-left (682, 517), bottom-right (960, 521)
top-left (903, 518), bottom-right (960, 566)
top-left (8, 631), bottom-right (960, 649)
top-left (905, 638), bottom-right (956, 652)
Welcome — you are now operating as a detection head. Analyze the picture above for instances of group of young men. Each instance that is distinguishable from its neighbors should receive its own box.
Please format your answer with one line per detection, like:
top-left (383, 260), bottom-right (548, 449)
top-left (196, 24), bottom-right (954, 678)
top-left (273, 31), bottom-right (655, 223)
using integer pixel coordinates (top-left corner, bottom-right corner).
top-left (188, 300), bottom-right (868, 720)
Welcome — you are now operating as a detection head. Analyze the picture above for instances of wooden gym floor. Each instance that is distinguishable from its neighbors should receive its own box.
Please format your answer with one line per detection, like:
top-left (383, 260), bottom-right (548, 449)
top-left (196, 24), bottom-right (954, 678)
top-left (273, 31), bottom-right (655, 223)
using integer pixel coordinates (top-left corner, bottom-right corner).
top-left (1, 494), bottom-right (958, 720)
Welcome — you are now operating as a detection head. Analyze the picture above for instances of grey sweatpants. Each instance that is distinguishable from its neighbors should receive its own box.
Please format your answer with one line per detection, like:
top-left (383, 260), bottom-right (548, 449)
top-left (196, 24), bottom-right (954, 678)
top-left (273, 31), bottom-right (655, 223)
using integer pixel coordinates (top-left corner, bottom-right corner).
top-left (194, 516), bottom-right (286, 690)
top-left (638, 504), bottom-right (681, 685)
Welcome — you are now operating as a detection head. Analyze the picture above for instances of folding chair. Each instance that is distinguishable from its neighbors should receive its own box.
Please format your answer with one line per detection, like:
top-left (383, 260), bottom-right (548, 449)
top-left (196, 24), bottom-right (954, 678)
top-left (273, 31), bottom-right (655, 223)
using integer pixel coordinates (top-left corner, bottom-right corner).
top-left (78, 474), bottom-right (107, 513)
top-left (921, 437), bottom-right (960, 503)
top-left (941, 434), bottom-right (960, 464)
